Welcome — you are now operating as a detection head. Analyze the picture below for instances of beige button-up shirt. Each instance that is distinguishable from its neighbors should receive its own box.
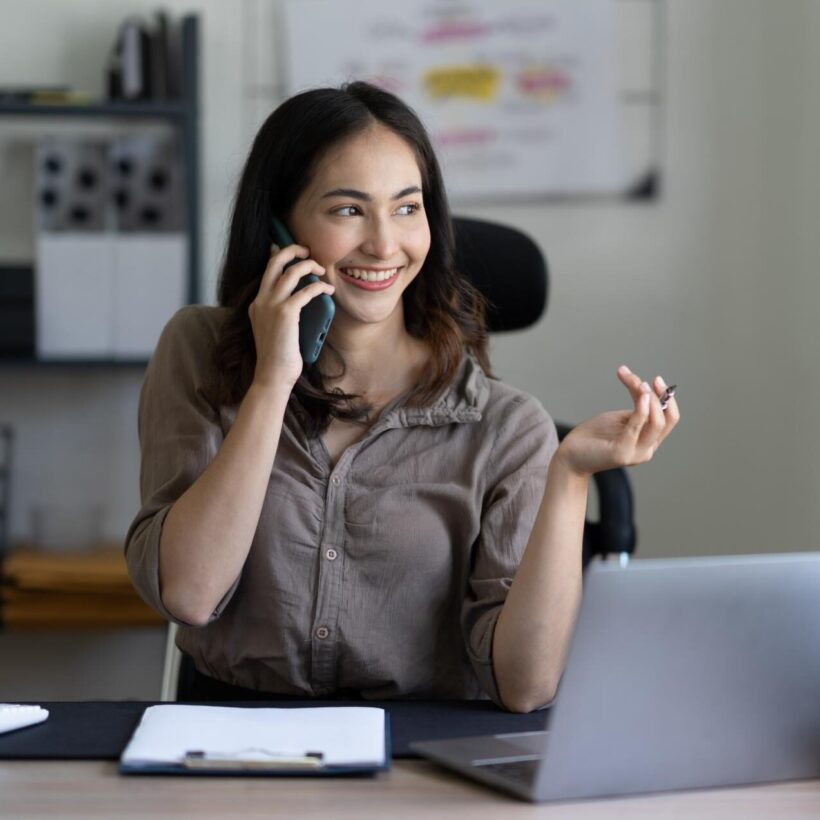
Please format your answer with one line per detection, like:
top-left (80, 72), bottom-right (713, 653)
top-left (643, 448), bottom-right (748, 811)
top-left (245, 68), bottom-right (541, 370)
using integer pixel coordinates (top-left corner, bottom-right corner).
top-left (126, 306), bottom-right (557, 705)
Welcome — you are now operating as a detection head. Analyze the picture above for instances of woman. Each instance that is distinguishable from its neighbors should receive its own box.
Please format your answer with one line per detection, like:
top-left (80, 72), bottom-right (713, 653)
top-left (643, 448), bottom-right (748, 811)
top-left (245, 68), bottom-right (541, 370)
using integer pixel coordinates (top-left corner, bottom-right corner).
top-left (126, 82), bottom-right (678, 712)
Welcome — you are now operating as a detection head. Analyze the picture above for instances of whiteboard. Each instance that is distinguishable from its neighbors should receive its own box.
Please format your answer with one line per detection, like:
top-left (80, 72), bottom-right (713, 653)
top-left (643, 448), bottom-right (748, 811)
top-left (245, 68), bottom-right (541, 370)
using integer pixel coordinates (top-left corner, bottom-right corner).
top-left (282, 0), bottom-right (661, 202)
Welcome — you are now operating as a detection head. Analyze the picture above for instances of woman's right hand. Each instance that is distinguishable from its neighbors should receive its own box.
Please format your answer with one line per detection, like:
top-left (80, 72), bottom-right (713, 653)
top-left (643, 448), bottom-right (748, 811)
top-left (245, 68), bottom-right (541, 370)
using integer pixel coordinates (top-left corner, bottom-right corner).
top-left (248, 243), bottom-right (334, 391)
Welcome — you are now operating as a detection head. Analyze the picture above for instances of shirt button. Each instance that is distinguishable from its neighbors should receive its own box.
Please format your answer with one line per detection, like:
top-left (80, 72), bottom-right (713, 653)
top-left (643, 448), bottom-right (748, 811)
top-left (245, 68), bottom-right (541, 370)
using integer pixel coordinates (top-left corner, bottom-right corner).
top-left (325, 548), bottom-right (338, 561)
top-left (315, 626), bottom-right (330, 640)
top-left (331, 475), bottom-right (341, 486)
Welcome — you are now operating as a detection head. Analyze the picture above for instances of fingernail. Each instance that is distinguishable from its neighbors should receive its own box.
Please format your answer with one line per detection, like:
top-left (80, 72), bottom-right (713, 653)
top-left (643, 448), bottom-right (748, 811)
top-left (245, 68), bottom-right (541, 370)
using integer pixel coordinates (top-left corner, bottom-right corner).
top-left (640, 381), bottom-right (651, 393)
top-left (655, 375), bottom-right (667, 390)
top-left (640, 392), bottom-right (650, 411)
top-left (618, 365), bottom-right (632, 375)
top-left (270, 242), bottom-right (280, 254)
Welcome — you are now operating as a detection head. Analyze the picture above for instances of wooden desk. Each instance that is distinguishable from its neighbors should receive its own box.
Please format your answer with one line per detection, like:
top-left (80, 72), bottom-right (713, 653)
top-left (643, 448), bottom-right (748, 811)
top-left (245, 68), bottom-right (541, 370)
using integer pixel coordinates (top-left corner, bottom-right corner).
top-left (0, 760), bottom-right (818, 818)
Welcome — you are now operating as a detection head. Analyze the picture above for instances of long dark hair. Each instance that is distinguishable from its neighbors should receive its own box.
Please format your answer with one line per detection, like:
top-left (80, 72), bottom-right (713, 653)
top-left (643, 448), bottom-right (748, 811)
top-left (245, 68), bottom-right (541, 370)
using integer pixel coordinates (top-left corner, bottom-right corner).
top-left (214, 81), bottom-right (490, 435)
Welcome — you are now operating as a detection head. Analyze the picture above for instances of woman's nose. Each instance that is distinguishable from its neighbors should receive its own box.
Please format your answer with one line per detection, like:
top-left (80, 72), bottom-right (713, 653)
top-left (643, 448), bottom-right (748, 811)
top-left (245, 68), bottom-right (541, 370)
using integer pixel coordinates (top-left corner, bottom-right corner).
top-left (361, 217), bottom-right (399, 259)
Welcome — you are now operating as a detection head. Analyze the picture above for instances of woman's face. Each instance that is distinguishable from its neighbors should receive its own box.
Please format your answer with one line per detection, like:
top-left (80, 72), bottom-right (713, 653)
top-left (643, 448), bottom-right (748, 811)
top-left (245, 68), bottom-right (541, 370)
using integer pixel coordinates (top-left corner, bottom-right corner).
top-left (288, 124), bottom-right (431, 330)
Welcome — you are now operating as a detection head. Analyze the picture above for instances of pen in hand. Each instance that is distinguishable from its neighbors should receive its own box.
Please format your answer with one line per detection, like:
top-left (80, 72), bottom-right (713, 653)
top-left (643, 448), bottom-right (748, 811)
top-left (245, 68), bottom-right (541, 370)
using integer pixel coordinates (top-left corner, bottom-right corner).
top-left (659, 385), bottom-right (677, 411)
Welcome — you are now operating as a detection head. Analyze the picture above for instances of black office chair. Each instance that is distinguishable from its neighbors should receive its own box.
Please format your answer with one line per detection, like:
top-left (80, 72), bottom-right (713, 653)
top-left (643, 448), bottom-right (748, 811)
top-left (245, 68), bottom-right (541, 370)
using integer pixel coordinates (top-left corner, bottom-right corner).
top-left (452, 216), bottom-right (637, 568)
top-left (161, 216), bottom-right (637, 700)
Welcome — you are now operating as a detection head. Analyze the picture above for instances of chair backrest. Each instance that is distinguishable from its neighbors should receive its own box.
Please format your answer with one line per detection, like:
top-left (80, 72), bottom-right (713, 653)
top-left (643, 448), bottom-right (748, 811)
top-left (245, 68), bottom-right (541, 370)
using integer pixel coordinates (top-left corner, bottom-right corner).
top-left (452, 216), bottom-right (548, 332)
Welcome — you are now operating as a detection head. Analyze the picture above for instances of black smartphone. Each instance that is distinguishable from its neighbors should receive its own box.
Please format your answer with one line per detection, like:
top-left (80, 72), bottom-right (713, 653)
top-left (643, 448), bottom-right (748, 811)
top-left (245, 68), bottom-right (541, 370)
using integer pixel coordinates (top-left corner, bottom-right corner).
top-left (270, 217), bottom-right (335, 364)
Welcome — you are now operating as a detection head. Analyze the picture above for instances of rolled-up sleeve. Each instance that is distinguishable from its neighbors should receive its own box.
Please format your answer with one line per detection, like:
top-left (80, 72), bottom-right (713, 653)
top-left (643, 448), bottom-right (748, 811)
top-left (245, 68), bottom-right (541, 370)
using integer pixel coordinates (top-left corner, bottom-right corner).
top-left (461, 396), bottom-right (558, 707)
top-left (124, 307), bottom-right (236, 624)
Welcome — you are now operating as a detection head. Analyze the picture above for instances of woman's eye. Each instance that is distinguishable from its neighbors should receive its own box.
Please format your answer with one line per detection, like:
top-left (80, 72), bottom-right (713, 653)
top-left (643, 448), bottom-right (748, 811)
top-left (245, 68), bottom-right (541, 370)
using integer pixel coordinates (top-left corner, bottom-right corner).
top-left (396, 203), bottom-right (421, 216)
top-left (332, 205), bottom-right (361, 217)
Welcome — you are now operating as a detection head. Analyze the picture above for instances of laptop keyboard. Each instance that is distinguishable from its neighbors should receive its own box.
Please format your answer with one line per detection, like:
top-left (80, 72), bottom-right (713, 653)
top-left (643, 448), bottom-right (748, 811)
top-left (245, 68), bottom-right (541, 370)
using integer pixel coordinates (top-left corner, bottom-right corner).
top-left (474, 758), bottom-right (540, 786)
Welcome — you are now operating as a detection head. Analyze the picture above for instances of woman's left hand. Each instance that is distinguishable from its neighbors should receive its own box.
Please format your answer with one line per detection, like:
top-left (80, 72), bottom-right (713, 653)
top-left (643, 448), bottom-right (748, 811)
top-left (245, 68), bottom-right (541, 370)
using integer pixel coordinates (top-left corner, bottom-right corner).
top-left (555, 366), bottom-right (680, 478)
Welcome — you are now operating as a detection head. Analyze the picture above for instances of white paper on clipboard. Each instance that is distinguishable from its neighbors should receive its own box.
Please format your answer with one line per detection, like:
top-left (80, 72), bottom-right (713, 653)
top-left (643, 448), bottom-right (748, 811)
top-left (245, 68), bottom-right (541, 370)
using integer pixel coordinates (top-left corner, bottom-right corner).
top-left (120, 704), bottom-right (386, 771)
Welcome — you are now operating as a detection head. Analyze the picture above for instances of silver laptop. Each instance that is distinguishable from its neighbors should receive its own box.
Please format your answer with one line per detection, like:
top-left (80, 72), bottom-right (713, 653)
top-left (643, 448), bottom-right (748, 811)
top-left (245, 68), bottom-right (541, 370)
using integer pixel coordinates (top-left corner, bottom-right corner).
top-left (412, 552), bottom-right (820, 802)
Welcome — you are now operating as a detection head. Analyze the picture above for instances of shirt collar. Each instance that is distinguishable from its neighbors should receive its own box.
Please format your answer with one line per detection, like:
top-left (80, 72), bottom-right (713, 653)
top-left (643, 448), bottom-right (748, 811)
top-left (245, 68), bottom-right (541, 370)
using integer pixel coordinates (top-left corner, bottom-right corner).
top-left (381, 353), bottom-right (489, 430)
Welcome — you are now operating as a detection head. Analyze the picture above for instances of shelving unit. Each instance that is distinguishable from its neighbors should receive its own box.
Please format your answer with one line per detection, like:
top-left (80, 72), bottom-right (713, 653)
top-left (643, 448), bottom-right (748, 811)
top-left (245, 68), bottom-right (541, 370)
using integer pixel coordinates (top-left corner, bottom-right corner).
top-left (0, 426), bottom-right (11, 561)
top-left (0, 14), bottom-right (200, 366)
top-left (0, 101), bottom-right (190, 118)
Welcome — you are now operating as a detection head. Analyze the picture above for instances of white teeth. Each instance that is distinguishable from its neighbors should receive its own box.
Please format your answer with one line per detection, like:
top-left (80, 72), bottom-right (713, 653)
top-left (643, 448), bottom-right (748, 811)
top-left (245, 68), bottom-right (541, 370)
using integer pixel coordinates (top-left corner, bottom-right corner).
top-left (343, 267), bottom-right (398, 282)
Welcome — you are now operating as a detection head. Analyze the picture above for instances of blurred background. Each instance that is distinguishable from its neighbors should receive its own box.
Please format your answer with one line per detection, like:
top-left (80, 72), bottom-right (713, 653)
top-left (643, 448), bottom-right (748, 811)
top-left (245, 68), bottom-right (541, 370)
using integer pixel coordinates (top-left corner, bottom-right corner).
top-left (0, 0), bottom-right (818, 698)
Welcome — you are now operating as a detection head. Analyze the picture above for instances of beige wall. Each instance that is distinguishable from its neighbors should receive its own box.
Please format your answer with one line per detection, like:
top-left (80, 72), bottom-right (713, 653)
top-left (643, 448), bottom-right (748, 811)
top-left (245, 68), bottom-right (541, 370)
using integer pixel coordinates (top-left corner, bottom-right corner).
top-left (0, 1), bottom-right (818, 696)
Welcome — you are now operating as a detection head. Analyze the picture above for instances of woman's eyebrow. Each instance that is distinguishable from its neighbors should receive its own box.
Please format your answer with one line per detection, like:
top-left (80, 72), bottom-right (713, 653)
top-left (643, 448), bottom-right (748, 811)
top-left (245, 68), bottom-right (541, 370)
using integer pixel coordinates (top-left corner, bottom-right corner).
top-left (321, 185), bottom-right (422, 201)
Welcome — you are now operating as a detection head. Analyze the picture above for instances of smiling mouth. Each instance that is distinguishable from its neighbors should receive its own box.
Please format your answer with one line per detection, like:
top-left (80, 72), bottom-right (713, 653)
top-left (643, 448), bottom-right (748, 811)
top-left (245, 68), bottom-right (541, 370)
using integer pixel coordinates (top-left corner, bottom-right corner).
top-left (338, 266), bottom-right (403, 291)
top-left (340, 267), bottom-right (400, 283)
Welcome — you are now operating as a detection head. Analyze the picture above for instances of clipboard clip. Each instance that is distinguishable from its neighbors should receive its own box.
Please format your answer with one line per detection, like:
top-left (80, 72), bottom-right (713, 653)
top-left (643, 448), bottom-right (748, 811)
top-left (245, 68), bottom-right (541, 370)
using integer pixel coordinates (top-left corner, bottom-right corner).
top-left (183, 747), bottom-right (325, 770)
